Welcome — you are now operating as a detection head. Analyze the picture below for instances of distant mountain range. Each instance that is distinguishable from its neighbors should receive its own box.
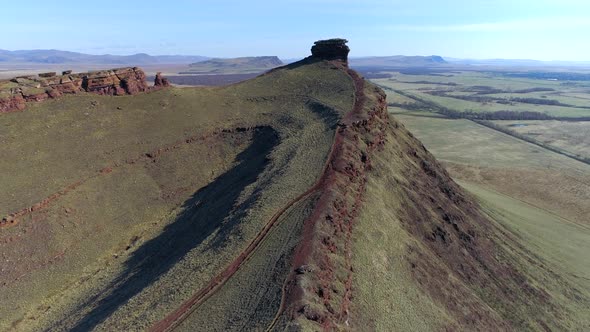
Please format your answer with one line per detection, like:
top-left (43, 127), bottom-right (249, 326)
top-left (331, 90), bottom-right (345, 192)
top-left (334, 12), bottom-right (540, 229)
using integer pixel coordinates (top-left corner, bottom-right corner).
top-left (444, 57), bottom-right (590, 68)
top-left (1, 49), bottom-right (588, 70)
top-left (0, 49), bottom-right (209, 65)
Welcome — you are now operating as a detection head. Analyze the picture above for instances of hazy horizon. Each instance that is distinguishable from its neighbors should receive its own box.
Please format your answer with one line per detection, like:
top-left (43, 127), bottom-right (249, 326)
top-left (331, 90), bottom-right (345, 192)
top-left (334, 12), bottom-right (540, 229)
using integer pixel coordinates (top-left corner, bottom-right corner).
top-left (2, 0), bottom-right (590, 61)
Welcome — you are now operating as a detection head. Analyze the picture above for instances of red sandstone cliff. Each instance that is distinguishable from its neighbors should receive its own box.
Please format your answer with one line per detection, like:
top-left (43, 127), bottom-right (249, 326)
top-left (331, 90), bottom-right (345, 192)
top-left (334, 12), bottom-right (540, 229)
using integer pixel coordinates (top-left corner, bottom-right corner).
top-left (0, 67), bottom-right (165, 114)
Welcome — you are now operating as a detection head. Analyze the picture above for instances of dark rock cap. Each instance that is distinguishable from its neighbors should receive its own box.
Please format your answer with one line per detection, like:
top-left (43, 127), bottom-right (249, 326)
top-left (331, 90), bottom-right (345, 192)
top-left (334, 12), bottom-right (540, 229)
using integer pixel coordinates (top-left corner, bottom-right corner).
top-left (311, 38), bottom-right (350, 62)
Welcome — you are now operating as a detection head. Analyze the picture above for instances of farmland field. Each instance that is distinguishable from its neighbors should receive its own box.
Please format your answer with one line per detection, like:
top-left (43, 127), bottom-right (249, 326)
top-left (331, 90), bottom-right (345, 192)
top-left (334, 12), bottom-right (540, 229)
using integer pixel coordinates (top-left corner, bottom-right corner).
top-left (491, 120), bottom-right (590, 161)
top-left (372, 70), bottom-right (590, 119)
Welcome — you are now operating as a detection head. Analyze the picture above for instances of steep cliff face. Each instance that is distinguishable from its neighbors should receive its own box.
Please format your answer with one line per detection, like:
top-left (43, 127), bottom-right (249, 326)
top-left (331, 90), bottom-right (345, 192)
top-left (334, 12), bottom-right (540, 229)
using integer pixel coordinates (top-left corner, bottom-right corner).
top-left (0, 67), bottom-right (163, 114)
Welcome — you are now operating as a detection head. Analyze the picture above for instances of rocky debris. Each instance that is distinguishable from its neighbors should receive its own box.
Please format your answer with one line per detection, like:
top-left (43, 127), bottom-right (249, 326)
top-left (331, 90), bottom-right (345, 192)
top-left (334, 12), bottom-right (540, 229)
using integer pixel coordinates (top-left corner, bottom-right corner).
top-left (0, 94), bottom-right (26, 113)
top-left (1, 215), bottom-right (15, 224)
top-left (39, 72), bottom-right (57, 78)
top-left (295, 265), bottom-right (313, 274)
top-left (311, 38), bottom-right (350, 62)
top-left (0, 67), bottom-right (166, 114)
top-left (154, 72), bottom-right (170, 87)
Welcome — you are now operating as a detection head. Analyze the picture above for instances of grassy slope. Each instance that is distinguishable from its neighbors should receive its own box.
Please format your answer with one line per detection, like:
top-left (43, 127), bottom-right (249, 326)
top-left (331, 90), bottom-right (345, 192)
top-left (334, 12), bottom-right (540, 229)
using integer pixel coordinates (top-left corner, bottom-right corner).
top-left (356, 105), bottom-right (590, 330)
top-left (0, 60), bottom-right (355, 331)
top-left (459, 180), bottom-right (590, 293)
top-left (351, 109), bottom-right (590, 330)
top-left (394, 113), bottom-right (590, 226)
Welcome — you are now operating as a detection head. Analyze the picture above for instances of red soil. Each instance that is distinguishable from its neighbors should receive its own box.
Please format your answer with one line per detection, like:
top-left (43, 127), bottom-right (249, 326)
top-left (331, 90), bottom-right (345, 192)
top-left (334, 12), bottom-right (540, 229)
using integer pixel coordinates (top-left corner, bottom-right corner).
top-left (272, 65), bottom-right (389, 330)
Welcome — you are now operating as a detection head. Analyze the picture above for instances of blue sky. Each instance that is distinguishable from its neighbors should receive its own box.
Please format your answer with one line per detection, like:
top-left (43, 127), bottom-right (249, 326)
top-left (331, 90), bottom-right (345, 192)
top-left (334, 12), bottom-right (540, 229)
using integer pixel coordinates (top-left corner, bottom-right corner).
top-left (2, 0), bottom-right (590, 60)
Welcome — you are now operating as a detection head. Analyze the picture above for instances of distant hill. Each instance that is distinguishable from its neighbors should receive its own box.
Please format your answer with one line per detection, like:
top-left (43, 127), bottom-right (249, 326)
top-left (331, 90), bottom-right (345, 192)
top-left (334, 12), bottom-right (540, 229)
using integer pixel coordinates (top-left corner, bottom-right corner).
top-left (185, 56), bottom-right (284, 74)
top-left (445, 57), bottom-right (590, 68)
top-left (0, 49), bottom-right (209, 65)
top-left (350, 55), bottom-right (447, 68)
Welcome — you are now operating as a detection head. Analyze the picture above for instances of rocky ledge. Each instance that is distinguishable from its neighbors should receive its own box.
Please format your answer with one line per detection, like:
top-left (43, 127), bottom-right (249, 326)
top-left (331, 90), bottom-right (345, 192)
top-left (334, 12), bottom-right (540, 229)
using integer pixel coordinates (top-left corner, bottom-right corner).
top-left (311, 38), bottom-right (350, 63)
top-left (0, 67), bottom-right (168, 114)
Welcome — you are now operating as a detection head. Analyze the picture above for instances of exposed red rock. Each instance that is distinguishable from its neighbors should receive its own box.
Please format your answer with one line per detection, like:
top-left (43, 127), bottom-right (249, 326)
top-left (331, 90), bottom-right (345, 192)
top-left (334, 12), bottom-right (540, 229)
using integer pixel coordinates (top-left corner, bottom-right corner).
top-left (0, 94), bottom-right (26, 114)
top-left (154, 72), bottom-right (171, 87)
top-left (83, 67), bottom-right (148, 95)
top-left (0, 67), bottom-right (164, 114)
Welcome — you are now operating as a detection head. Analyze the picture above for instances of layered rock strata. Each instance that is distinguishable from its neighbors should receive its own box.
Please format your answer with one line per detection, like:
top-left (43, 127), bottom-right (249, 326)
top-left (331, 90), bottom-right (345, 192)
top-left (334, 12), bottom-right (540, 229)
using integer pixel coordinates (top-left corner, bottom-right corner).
top-left (311, 38), bottom-right (350, 63)
top-left (0, 67), bottom-right (165, 114)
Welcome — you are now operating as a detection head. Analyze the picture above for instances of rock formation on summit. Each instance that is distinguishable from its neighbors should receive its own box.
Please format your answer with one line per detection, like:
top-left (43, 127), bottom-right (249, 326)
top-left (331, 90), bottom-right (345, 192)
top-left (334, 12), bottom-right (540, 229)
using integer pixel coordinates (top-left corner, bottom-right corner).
top-left (311, 38), bottom-right (350, 62)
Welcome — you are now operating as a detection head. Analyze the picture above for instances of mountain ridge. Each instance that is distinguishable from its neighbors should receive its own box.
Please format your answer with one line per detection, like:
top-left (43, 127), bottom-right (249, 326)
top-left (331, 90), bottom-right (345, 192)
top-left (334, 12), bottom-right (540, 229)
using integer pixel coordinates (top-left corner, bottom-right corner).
top-left (0, 49), bottom-right (209, 65)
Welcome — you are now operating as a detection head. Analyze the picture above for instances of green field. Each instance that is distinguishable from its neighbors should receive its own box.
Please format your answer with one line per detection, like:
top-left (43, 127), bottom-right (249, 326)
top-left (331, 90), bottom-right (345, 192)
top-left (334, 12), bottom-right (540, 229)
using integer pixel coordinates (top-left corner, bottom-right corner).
top-left (374, 70), bottom-right (590, 118)
top-left (491, 119), bottom-right (590, 161)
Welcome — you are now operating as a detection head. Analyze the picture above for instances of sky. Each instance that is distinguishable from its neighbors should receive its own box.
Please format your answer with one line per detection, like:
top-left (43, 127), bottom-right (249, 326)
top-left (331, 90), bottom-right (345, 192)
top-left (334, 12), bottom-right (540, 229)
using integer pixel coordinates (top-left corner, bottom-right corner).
top-left (2, 0), bottom-right (590, 61)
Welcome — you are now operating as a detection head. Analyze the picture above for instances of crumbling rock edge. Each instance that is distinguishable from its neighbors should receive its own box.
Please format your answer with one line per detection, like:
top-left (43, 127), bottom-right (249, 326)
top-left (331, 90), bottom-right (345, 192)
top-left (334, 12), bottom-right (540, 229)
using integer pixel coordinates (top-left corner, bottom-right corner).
top-left (0, 67), bottom-right (170, 114)
top-left (275, 63), bottom-right (388, 330)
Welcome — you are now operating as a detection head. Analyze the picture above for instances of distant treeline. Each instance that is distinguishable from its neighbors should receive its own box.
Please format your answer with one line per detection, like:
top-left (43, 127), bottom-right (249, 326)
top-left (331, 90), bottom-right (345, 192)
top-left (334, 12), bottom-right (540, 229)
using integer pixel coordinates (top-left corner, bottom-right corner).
top-left (425, 89), bottom-right (590, 109)
top-left (460, 85), bottom-right (555, 95)
top-left (396, 80), bottom-right (458, 86)
top-left (389, 101), bottom-right (554, 120)
top-left (358, 72), bottom-right (392, 79)
top-left (501, 71), bottom-right (590, 81)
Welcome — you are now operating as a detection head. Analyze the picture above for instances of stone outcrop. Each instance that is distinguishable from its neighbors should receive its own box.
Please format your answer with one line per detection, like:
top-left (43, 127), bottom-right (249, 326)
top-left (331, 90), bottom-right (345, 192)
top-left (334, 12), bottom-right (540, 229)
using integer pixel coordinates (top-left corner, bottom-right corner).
top-left (83, 67), bottom-right (149, 95)
top-left (310, 38), bottom-right (350, 63)
top-left (154, 72), bottom-right (170, 87)
top-left (0, 67), bottom-right (164, 114)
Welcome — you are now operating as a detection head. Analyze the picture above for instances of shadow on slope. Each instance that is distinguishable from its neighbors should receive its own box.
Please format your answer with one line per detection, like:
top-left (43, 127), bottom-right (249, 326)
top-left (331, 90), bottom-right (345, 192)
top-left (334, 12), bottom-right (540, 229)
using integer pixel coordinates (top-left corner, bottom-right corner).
top-left (67, 127), bottom-right (279, 331)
